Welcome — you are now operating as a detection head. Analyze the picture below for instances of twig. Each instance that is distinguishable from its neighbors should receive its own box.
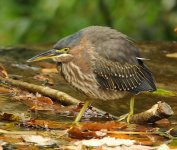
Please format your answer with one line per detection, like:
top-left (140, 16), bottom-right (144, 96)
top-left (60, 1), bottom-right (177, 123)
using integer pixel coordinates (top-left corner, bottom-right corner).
top-left (0, 129), bottom-right (38, 135)
top-left (107, 131), bottom-right (156, 135)
top-left (130, 101), bottom-right (174, 124)
top-left (107, 130), bottom-right (177, 139)
top-left (0, 76), bottom-right (80, 105)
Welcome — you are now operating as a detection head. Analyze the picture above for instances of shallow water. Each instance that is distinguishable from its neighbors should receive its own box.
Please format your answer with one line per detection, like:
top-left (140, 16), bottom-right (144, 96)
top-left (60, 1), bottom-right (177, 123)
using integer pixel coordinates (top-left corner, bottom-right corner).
top-left (0, 41), bottom-right (177, 123)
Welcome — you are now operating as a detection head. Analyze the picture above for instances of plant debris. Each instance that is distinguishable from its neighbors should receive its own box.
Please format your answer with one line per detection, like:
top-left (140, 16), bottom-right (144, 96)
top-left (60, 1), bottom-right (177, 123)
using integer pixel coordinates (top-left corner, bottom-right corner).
top-left (0, 56), bottom-right (177, 149)
top-left (0, 64), bottom-right (8, 78)
top-left (22, 135), bottom-right (57, 146)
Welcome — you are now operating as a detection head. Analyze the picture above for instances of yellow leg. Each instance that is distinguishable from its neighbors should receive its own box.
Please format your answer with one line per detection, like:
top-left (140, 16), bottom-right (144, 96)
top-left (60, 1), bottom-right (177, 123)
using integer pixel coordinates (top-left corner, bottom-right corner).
top-left (74, 100), bottom-right (91, 124)
top-left (127, 96), bottom-right (134, 123)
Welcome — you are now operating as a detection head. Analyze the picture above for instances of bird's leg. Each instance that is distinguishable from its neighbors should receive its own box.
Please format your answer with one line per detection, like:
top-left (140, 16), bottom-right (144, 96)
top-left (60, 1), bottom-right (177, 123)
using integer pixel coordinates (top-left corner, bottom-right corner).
top-left (74, 100), bottom-right (91, 124)
top-left (127, 96), bottom-right (134, 123)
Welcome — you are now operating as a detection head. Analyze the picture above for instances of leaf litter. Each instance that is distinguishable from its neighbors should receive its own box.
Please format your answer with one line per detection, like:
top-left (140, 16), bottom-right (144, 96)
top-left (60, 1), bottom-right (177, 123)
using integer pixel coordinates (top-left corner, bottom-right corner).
top-left (0, 64), bottom-right (177, 149)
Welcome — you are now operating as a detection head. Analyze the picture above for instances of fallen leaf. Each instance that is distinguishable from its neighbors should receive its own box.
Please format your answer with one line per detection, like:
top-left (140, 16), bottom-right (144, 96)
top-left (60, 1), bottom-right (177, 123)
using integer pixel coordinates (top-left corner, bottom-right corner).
top-left (74, 137), bottom-right (135, 147)
top-left (0, 112), bottom-right (29, 122)
top-left (12, 145), bottom-right (40, 150)
top-left (81, 121), bottom-right (127, 131)
top-left (0, 64), bottom-right (8, 78)
top-left (67, 121), bottom-right (128, 139)
top-left (166, 53), bottom-right (177, 58)
top-left (63, 144), bottom-right (154, 150)
top-left (68, 126), bottom-right (99, 139)
top-left (22, 135), bottom-right (57, 146)
top-left (13, 89), bottom-right (61, 111)
top-left (55, 105), bottom-right (79, 116)
top-left (0, 136), bottom-right (22, 144)
top-left (33, 74), bottom-right (54, 85)
top-left (41, 68), bottom-right (58, 73)
top-left (38, 62), bottom-right (56, 68)
top-left (0, 87), bottom-right (10, 93)
top-left (108, 132), bottom-right (132, 139)
top-left (36, 62), bottom-right (58, 73)
top-left (36, 96), bottom-right (53, 105)
top-left (107, 131), bottom-right (155, 146)
top-left (25, 119), bottom-right (71, 130)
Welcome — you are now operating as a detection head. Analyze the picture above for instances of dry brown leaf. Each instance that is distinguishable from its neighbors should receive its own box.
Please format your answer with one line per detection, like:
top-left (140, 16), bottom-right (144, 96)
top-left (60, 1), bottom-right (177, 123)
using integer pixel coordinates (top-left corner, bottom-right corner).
top-left (13, 145), bottom-right (40, 150)
top-left (108, 133), bottom-right (131, 139)
top-left (0, 64), bottom-right (8, 78)
top-left (33, 74), bottom-right (54, 85)
top-left (0, 87), bottom-right (10, 93)
top-left (38, 62), bottom-right (56, 68)
top-left (170, 145), bottom-right (177, 149)
top-left (36, 96), bottom-right (53, 105)
top-left (135, 140), bottom-right (154, 146)
top-left (81, 121), bottom-right (127, 131)
top-left (68, 121), bottom-right (127, 139)
top-left (26, 119), bottom-right (71, 129)
top-left (0, 112), bottom-right (20, 121)
top-left (0, 112), bottom-right (30, 122)
top-left (68, 126), bottom-right (99, 139)
top-left (37, 62), bottom-right (58, 73)
top-left (13, 89), bottom-right (62, 111)
top-left (29, 97), bottom-right (61, 111)
top-left (55, 105), bottom-right (80, 115)
top-left (0, 136), bottom-right (22, 144)
top-left (41, 68), bottom-right (58, 73)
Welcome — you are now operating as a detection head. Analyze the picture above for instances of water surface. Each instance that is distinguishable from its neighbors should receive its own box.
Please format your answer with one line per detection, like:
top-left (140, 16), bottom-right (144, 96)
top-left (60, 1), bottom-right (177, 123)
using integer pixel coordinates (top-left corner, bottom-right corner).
top-left (0, 41), bottom-right (177, 123)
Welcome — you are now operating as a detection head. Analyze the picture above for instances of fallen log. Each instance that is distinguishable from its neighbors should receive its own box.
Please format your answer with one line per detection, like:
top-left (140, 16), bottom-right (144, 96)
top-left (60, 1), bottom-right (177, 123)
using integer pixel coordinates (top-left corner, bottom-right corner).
top-left (130, 101), bottom-right (174, 124)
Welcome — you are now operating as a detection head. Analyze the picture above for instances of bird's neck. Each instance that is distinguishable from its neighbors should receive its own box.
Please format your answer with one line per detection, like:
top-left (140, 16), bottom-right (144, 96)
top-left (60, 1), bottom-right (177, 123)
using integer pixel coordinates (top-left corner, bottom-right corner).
top-left (61, 62), bottom-right (90, 83)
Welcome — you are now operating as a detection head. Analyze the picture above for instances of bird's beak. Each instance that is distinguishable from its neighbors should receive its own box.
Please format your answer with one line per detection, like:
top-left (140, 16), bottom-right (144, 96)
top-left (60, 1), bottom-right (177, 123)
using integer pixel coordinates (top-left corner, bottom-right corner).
top-left (27, 49), bottom-right (62, 62)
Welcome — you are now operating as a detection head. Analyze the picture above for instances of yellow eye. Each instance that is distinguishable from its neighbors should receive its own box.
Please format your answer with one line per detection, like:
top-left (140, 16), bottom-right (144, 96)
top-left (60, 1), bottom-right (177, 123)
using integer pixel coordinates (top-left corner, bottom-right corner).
top-left (56, 48), bottom-right (69, 53)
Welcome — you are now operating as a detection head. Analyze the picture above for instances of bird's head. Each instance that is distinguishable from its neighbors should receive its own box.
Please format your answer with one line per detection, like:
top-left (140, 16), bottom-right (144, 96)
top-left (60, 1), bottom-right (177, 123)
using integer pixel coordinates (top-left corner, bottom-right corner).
top-left (27, 32), bottom-right (81, 63)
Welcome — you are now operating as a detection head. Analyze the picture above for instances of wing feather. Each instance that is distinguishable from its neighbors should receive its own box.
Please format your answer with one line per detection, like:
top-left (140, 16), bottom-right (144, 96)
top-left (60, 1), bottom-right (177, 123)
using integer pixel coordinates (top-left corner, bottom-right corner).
top-left (93, 57), bottom-right (156, 94)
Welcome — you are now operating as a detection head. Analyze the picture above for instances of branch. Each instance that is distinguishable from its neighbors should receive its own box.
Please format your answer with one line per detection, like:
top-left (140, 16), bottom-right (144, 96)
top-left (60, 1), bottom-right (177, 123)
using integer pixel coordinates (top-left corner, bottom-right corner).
top-left (130, 101), bottom-right (174, 124)
top-left (0, 76), bottom-right (119, 119)
top-left (0, 76), bottom-right (79, 106)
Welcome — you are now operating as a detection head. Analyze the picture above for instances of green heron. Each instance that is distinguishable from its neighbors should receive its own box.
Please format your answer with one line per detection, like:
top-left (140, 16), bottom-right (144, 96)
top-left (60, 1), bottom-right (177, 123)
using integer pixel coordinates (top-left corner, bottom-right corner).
top-left (27, 26), bottom-right (156, 123)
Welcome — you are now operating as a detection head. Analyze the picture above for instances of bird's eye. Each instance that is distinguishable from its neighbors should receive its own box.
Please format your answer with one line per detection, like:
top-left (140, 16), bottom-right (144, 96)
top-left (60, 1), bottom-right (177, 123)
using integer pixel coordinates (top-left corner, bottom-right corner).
top-left (64, 48), bottom-right (69, 51)
top-left (56, 48), bottom-right (69, 53)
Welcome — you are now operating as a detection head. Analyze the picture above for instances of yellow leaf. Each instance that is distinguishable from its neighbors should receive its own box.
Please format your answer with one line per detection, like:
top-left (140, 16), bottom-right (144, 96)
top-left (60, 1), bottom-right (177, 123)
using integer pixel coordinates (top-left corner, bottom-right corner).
top-left (166, 53), bottom-right (177, 58)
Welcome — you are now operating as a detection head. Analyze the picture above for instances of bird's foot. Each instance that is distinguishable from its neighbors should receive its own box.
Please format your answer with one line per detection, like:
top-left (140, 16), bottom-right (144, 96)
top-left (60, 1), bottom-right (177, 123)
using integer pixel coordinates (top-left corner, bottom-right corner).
top-left (126, 112), bottom-right (133, 123)
top-left (117, 113), bottom-right (128, 122)
top-left (74, 100), bottom-right (91, 124)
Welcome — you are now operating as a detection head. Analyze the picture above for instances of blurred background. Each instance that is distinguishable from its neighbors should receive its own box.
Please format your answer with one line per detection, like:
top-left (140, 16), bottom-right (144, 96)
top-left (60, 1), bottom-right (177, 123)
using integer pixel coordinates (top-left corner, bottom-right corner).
top-left (0, 0), bottom-right (176, 46)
